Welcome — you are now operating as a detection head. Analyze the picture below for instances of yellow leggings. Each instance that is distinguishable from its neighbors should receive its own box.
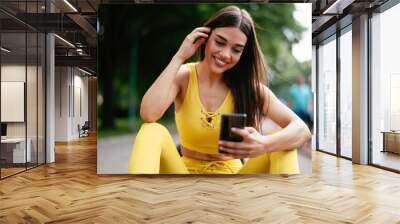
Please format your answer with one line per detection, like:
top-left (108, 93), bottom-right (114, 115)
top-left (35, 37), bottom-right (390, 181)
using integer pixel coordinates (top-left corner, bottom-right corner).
top-left (128, 123), bottom-right (299, 174)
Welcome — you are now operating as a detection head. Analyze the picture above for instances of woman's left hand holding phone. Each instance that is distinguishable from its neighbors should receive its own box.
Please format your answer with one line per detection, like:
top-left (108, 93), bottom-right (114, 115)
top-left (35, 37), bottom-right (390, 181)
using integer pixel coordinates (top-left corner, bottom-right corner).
top-left (219, 127), bottom-right (268, 158)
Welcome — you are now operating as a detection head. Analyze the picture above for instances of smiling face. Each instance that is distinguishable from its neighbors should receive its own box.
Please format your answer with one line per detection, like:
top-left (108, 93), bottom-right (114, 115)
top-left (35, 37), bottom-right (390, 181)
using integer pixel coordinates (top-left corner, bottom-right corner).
top-left (203, 27), bottom-right (247, 74)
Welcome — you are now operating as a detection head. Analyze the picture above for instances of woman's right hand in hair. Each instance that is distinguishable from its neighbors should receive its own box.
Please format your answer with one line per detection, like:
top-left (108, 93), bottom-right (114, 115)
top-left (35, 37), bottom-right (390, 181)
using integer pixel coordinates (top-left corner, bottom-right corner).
top-left (175, 27), bottom-right (210, 62)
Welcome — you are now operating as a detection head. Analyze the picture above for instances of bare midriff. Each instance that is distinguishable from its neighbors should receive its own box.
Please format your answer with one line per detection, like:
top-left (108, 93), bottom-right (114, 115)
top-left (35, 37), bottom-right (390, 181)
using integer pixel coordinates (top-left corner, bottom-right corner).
top-left (180, 146), bottom-right (236, 161)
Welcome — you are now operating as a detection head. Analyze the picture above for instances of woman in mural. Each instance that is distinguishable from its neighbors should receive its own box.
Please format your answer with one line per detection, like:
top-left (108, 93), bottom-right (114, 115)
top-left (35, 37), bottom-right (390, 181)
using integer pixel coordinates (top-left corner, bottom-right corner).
top-left (128, 6), bottom-right (311, 174)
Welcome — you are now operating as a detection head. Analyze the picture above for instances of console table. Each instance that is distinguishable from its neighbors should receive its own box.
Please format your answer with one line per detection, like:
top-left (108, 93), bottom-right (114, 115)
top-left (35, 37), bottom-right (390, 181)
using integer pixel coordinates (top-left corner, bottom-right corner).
top-left (1, 138), bottom-right (32, 164)
top-left (381, 131), bottom-right (400, 154)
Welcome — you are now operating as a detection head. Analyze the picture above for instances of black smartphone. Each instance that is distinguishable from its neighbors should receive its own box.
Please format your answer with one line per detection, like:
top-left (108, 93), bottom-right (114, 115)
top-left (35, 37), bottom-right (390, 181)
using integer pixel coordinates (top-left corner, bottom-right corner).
top-left (219, 113), bottom-right (247, 153)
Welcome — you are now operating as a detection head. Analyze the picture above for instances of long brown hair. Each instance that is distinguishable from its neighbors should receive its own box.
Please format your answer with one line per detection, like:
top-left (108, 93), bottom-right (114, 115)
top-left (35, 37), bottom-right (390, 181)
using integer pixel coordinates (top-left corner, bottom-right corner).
top-left (199, 6), bottom-right (268, 130)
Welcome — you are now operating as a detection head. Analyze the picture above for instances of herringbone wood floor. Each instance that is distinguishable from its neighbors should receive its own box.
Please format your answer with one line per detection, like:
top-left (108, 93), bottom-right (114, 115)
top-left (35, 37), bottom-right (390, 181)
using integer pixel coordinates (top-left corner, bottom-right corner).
top-left (1, 135), bottom-right (400, 224)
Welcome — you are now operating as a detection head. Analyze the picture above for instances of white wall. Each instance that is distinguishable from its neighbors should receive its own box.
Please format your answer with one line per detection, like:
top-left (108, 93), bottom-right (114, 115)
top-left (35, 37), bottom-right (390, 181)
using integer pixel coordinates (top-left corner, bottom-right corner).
top-left (1, 64), bottom-right (26, 81)
top-left (55, 66), bottom-right (89, 141)
top-left (1, 65), bottom-right (37, 138)
top-left (55, 66), bottom-right (69, 141)
top-left (1, 82), bottom-right (25, 122)
top-left (1, 63), bottom-right (46, 164)
top-left (1, 65), bottom-right (26, 129)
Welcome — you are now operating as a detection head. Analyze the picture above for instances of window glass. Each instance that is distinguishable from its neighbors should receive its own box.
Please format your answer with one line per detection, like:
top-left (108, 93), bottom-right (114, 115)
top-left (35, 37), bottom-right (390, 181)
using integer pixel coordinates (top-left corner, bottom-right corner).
top-left (318, 36), bottom-right (337, 154)
top-left (339, 29), bottom-right (352, 158)
top-left (1, 31), bottom-right (28, 177)
top-left (371, 3), bottom-right (400, 171)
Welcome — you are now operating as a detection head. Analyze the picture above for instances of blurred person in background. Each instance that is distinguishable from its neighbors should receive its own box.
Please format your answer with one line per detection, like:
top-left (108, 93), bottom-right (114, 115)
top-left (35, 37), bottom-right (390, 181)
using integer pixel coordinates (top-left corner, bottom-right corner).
top-left (288, 75), bottom-right (312, 130)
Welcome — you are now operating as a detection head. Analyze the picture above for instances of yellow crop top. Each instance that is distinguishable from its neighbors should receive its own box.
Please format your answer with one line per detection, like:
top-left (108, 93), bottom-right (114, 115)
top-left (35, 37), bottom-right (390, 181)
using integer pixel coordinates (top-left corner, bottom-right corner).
top-left (175, 63), bottom-right (235, 154)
